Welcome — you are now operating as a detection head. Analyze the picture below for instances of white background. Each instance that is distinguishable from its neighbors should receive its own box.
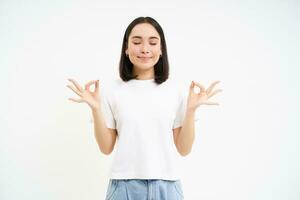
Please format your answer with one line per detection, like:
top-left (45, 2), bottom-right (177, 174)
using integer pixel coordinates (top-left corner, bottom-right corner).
top-left (1, 0), bottom-right (299, 199)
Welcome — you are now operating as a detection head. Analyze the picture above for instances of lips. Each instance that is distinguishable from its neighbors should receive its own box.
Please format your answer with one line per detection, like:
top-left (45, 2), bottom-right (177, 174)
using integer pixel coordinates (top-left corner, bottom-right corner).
top-left (138, 56), bottom-right (152, 58)
top-left (137, 56), bottom-right (152, 62)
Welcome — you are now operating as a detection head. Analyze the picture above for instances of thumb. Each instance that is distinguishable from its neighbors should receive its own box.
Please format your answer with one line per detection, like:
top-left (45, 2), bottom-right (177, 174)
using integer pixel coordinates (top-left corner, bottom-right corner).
top-left (188, 81), bottom-right (194, 95)
top-left (190, 81), bottom-right (194, 90)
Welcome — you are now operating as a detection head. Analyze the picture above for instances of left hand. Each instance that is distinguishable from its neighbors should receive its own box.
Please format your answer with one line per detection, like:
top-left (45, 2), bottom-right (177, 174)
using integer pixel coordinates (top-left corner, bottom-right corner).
top-left (186, 80), bottom-right (222, 111)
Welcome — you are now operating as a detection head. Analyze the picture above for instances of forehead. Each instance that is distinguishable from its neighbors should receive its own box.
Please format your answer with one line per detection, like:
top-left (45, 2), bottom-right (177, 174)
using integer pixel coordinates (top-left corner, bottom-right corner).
top-left (129, 23), bottom-right (160, 39)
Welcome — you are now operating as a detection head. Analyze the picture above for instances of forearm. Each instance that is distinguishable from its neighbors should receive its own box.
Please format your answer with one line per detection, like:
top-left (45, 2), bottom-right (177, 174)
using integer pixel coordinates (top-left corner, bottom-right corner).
top-left (176, 109), bottom-right (196, 156)
top-left (91, 107), bottom-right (114, 154)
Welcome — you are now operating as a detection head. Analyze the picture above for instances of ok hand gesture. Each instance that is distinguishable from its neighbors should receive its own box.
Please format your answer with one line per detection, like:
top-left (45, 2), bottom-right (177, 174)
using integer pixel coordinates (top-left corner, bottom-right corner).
top-left (186, 80), bottom-right (222, 111)
top-left (66, 78), bottom-right (101, 110)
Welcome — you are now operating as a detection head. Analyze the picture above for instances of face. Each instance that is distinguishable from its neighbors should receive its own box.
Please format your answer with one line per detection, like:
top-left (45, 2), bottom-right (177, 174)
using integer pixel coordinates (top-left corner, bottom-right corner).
top-left (126, 23), bottom-right (162, 74)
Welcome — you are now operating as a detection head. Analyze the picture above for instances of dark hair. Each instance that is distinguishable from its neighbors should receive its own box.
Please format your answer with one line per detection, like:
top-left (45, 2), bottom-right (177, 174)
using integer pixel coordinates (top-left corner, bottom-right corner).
top-left (119, 16), bottom-right (169, 84)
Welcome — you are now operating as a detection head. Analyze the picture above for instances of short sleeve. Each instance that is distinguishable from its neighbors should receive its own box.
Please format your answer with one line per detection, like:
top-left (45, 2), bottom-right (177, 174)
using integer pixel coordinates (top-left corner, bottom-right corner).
top-left (173, 91), bottom-right (186, 129)
top-left (99, 84), bottom-right (116, 129)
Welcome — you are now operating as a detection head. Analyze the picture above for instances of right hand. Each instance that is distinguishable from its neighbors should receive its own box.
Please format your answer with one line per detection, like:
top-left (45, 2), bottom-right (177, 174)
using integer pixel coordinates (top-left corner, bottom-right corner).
top-left (67, 78), bottom-right (101, 110)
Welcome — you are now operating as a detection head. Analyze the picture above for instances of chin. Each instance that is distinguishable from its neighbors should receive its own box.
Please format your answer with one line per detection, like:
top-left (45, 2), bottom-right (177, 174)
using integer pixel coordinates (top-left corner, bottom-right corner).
top-left (135, 62), bottom-right (156, 69)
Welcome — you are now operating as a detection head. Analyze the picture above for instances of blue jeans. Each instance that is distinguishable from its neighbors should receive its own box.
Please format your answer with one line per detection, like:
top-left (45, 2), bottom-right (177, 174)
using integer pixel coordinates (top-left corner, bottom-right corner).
top-left (105, 179), bottom-right (184, 200)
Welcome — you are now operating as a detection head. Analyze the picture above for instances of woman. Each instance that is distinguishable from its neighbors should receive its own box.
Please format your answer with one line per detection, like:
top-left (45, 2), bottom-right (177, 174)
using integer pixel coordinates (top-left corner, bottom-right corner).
top-left (67, 16), bottom-right (221, 200)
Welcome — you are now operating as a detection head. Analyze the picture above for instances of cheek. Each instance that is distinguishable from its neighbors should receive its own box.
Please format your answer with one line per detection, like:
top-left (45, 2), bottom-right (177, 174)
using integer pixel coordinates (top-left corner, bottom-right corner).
top-left (127, 44), bottom-right (139, 54)
top-left (153, 46), bottom-right (161, 54)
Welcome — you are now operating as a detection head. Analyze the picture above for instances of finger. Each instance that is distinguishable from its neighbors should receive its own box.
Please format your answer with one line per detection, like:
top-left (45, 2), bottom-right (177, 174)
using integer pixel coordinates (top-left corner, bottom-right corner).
top-left (85, 80), bottom-right (98, 91)
top-left (206, 80), bottom-right (220, 95)
top-left (189, 81), bottom-right (194, 89)
top-left (207, 89), bottom-right (222, 98)
top-left (192, 81), bottom-right (206, 92)
top-left (68, 78), bottom-right (83, 92)
top-left (66, 85), bottom-right (82, 97)
top-left (204, 101), bottom-right (219, 105)
top-left (189, 81), bottom-right (195, 94)
top-left (95, 80), bottom-right (99, 92)
top-left (68, 97), bottom-right (84, 103)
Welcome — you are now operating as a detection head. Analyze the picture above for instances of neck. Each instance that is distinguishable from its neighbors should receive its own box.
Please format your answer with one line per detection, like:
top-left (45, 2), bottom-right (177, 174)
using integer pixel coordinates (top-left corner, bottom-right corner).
top-left (133, 67), bottom-right (155, 80)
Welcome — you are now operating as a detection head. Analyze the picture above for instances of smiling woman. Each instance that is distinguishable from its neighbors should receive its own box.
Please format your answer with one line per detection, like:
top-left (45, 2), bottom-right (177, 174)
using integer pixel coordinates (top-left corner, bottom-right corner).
top-left (67, 16), bottom-right (221, 200)
top-left (119, 16), bottom-right (169, 83)
top-left (125, 23), bottom-right (162, 76)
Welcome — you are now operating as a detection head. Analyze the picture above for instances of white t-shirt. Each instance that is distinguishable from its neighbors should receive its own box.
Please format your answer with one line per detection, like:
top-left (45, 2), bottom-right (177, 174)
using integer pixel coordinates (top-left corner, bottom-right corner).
top-left (99, 78), bottom-right (191, 181)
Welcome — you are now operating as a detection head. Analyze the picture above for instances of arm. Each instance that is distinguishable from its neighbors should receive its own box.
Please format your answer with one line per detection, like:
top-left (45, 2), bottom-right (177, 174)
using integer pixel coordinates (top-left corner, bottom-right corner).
top-left (173, 109), bottom-right (195, 156)
top-left (173, 80), bottom-right (222, 156)
top-left (67, 78), bottom-right (117, 155)
top-left (91, 107), bottom-right (117, 155)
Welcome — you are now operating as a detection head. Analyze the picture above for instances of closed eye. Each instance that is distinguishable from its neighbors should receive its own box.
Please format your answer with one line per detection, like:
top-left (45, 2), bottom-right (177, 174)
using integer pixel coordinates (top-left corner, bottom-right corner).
top-left (132, 42), bottom-right (157, 45)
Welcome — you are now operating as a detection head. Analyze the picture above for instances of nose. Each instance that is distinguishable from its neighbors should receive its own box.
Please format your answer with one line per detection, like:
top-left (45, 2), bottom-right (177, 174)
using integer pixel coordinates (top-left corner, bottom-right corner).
top-left (141, 43), bottom-right (150, 54)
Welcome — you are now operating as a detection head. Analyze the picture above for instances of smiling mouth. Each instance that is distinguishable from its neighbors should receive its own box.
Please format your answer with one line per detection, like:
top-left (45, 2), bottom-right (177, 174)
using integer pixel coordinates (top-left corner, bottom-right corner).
top-left (138, 56), bottom-right (152, 59)
top-left (137, 57), bottom-right (152, 61)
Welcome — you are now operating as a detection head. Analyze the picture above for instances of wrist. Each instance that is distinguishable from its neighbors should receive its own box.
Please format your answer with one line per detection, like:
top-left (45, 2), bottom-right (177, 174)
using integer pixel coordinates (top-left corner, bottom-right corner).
top-left (91, 105), bottom-right (101, 114)
top-left (185, 108), bottom-right (196, 116)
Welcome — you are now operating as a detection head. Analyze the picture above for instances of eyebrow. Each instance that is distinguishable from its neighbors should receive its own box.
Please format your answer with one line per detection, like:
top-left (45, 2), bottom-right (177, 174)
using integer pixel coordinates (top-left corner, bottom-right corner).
top-left (130, 36), bottom-right (159, 40)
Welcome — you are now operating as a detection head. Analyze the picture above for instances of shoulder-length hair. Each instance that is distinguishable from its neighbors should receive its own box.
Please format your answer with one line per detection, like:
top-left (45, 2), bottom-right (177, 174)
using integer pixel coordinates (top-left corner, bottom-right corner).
top-left (119, 16), bottom-right (169, 84)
